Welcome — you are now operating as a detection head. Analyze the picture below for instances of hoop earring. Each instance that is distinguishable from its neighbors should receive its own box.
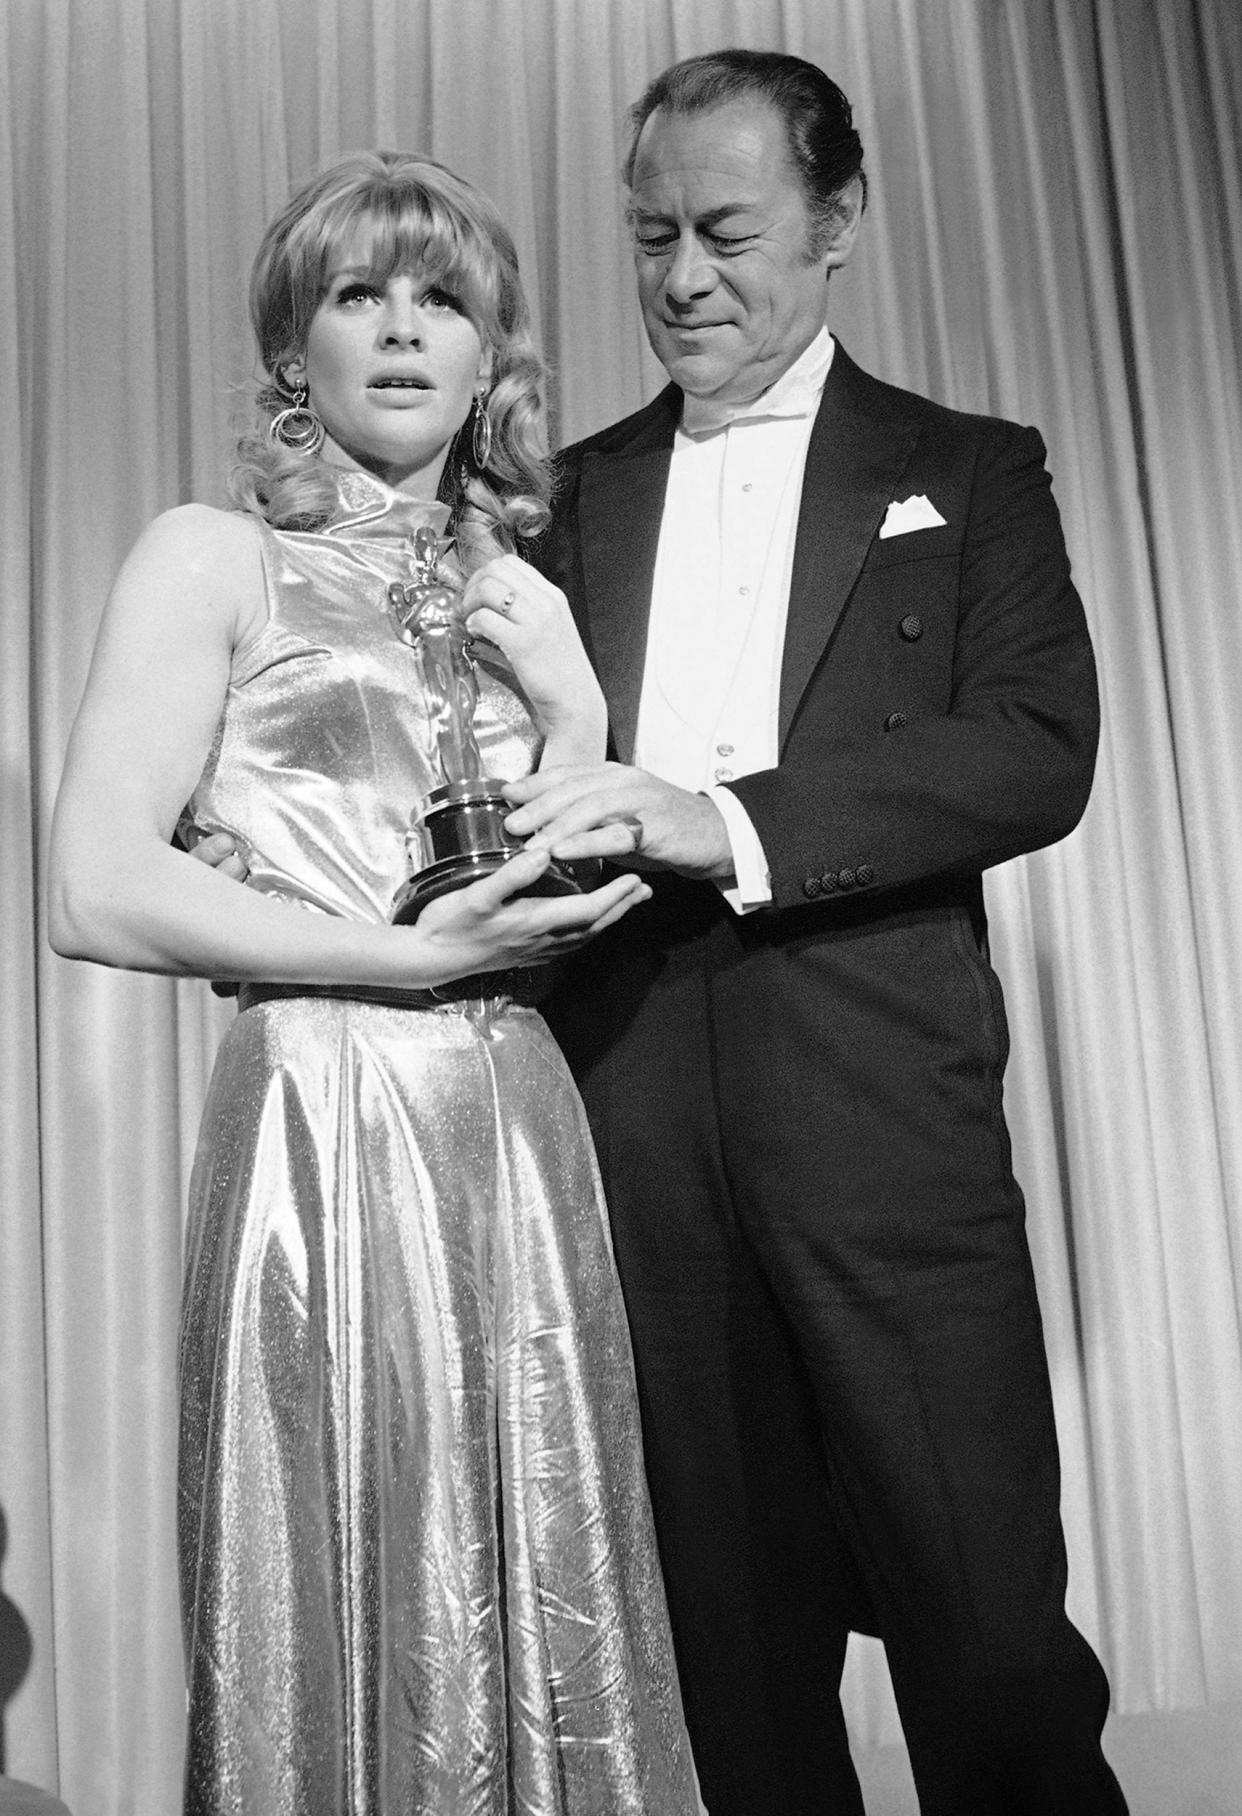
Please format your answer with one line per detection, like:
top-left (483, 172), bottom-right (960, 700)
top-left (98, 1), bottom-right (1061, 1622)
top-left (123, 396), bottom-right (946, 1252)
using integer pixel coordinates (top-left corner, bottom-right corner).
top-left (269, 388), bottom-right (325, 455)
top-left (471, 395), bottom-right (493, 471)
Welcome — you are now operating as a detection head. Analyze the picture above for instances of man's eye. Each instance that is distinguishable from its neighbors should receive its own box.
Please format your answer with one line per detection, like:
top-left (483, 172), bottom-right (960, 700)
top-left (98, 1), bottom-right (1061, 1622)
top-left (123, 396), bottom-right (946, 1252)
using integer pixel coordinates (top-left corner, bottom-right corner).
top-left (633, 229), bottom-right (751, 256)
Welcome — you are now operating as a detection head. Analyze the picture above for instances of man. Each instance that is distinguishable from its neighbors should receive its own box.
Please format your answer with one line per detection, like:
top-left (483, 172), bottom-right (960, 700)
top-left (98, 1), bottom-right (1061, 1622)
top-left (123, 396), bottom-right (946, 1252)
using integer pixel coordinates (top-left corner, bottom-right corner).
top-left (504, 47), bottom-right (1129, 1816)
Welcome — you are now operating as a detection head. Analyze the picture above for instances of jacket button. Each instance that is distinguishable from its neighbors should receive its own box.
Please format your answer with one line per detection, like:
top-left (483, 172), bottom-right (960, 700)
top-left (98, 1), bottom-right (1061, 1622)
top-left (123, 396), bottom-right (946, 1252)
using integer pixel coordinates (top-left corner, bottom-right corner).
top-left (856, 863), bottom-right (875, 886)
top-left (884, 711), bottom-right (908, 732)
top-left (899, 614), bottom-right (923, 640)
top-left (820, 871), bottom-right (839, 893)
top-left (837, 868), bottom-right (857, 890)
top-left (803, 875), bottom-right (821, 899)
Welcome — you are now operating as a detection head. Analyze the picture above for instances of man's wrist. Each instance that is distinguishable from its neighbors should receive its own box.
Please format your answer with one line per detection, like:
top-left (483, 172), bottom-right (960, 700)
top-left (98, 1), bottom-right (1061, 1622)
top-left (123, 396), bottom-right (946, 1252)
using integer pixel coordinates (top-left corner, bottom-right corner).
top-left (681, 792), bottom-right (733, 880)
top-left (705, 785), bottom-right (773, 908)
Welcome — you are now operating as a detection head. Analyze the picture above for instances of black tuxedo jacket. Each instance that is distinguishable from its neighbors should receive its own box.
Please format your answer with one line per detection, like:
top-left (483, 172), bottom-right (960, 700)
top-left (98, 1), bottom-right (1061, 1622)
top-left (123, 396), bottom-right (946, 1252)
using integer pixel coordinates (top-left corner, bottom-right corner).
top-left (537, 342), bottom-right (1097, 1267)
top-left (534, 344), bottom-right (1112, 1816)
top-left (540, 341), bottom-right (1096, 914)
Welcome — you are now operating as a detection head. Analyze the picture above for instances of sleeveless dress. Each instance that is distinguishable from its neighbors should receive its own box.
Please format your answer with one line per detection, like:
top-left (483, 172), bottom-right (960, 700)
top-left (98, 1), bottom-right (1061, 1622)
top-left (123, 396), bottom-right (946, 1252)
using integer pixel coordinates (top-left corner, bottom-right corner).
top-left (178, 470), bottom-right (701, 1816)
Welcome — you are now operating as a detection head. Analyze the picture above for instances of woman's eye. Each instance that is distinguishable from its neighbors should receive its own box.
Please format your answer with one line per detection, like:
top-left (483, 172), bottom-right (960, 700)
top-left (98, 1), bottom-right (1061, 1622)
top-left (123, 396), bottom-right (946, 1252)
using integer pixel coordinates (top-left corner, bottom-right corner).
top-left (421, 286), bottom-right (460, 311)
top-left (335, 282), bottom-right (377, 306)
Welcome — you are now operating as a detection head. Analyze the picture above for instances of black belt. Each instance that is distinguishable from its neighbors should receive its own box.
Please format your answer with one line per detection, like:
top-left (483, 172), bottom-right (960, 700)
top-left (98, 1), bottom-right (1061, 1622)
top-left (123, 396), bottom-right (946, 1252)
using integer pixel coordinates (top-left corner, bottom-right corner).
top-left (237, 971), bottom-right (544, 1014)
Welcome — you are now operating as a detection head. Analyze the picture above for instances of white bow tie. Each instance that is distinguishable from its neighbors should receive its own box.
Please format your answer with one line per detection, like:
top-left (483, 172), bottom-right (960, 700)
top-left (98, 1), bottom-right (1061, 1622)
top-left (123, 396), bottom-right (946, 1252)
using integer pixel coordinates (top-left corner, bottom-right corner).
top-left (679, 362), bottom-right (826, 437)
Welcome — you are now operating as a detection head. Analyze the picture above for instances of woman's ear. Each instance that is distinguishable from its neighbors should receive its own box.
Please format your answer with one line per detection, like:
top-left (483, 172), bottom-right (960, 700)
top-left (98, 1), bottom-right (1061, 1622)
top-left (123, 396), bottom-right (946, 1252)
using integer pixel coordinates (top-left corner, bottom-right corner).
top-left (475, 345), bottom-right (496, 393)
top-left (276, 353), bottom-right (307, 394)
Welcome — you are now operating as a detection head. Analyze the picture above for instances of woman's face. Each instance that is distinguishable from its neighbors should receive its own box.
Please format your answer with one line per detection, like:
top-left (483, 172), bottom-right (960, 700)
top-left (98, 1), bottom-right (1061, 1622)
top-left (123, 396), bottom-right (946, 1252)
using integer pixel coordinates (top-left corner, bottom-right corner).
top-left (287, 223), bottom-right (493, 494)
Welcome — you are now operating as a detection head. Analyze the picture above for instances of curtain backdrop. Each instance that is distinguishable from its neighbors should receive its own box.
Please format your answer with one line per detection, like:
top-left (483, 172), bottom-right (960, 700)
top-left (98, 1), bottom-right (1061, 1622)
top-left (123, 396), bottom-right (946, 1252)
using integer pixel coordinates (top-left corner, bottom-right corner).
top-left (2, 2), bottom-right (1239, 1810)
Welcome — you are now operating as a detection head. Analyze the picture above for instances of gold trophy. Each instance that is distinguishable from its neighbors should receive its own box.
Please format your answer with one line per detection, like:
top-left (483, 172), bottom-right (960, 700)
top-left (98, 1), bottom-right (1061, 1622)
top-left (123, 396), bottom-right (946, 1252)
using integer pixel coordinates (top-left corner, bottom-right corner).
top-left (388, 526), bottom-right (580, 924)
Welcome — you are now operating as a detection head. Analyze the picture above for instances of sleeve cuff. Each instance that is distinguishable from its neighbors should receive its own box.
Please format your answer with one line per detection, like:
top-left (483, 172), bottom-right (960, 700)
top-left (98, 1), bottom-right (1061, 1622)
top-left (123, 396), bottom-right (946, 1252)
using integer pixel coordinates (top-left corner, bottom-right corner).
top-left (706, 785), bottom-right (773, 915)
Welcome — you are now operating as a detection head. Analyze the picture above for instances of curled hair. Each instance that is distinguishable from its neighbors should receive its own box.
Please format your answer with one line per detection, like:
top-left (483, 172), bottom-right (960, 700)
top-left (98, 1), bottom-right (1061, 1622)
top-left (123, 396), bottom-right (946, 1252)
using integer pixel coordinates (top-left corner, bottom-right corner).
top-left (230, 150), bottom-right (550, 567)
top-left (623, 49), bottom-right (866, 255)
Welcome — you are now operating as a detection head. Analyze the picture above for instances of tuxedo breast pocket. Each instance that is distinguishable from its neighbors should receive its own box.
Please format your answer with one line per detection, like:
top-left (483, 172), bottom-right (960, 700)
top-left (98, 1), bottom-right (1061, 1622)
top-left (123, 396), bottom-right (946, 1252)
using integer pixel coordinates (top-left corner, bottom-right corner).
top-left (863, 523), bottom-right (963, 571)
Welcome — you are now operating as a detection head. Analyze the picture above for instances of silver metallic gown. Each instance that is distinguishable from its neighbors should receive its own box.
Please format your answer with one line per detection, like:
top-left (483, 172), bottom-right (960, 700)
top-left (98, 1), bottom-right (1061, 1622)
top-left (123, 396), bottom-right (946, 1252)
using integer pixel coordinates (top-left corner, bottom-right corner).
top-left (179, 471), bottom-right (701, 1816)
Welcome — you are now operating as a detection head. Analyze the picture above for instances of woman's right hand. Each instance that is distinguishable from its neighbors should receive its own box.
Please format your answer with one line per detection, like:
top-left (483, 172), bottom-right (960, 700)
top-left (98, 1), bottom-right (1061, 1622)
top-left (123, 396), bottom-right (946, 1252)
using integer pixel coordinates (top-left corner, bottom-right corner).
top-left (184, 825), bottom-right (642, 988)
top-left (410, 845), bottom-right (649, 980)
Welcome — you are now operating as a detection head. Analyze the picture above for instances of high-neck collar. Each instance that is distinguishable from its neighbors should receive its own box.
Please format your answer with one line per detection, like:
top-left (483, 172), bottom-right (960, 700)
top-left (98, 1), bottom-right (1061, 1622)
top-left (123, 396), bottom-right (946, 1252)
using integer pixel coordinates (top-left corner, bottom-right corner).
top-left (322, 466), bottom-right (452, 544)
top-left (679, 328), bottom-right (835, 437)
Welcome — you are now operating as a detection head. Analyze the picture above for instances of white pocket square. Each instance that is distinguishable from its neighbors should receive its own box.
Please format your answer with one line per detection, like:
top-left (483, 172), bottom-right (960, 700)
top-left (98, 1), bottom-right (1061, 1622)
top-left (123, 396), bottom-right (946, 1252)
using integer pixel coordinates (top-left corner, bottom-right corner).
top-left (879, 494), bottom-right (948, 539)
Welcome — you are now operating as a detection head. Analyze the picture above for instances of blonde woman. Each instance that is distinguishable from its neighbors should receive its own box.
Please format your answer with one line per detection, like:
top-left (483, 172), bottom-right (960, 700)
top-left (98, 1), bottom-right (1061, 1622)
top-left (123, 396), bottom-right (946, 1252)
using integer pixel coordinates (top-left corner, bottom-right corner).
top-left (50, 152), bottom-right (700, 1816)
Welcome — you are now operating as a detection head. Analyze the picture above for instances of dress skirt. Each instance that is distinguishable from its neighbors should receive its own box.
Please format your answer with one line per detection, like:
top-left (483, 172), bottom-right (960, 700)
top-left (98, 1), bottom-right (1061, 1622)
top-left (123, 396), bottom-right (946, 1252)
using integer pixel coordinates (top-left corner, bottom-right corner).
top-left (179, 992), bottom-right (699, 1816)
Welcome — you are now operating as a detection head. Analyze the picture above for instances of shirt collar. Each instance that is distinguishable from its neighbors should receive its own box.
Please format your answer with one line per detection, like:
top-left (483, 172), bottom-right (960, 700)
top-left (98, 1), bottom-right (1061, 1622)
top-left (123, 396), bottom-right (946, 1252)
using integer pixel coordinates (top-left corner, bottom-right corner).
top-left (679, 328), bottom-right (834, 437)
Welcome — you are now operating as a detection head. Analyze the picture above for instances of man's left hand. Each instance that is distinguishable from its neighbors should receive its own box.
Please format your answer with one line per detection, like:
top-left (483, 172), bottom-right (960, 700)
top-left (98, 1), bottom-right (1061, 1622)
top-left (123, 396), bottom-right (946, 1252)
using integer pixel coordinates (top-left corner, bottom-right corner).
top-left (504, 764), bottom-right (735, 881)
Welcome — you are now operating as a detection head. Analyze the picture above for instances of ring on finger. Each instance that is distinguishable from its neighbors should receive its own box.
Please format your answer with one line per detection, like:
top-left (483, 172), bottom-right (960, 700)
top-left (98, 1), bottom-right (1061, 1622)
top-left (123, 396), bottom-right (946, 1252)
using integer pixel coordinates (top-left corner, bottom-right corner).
top-left (615, 814), bottom-right (644, 852)
top-left (497, 588), bottom-right (518, 617)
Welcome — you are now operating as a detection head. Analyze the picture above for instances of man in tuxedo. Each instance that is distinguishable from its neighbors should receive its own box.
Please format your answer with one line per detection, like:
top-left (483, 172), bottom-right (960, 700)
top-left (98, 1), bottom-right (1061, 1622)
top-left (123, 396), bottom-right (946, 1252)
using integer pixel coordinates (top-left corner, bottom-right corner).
top-left (504, 47), bottom-right (1128, 1816)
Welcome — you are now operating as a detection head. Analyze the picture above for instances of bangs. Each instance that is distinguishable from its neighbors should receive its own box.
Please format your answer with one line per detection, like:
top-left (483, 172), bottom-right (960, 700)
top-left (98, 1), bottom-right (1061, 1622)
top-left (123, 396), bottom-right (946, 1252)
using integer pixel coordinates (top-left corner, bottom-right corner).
top-left (307, 186), bottom-right (501, 332)
top-left (254, 152), bottom-right (529, 380)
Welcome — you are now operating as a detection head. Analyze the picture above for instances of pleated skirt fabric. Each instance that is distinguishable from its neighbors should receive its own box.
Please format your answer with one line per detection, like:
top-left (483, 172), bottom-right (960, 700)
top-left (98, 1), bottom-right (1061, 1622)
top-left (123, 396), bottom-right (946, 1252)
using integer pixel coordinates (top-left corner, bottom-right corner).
top-left (179, 993), bottom-right (700, 1816)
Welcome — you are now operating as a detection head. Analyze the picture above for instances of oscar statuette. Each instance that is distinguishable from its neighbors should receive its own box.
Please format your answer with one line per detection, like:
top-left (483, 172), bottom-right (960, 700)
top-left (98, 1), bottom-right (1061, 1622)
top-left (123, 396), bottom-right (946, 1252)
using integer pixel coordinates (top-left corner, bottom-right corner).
top-left (388, 526), bottom-right (580, 924)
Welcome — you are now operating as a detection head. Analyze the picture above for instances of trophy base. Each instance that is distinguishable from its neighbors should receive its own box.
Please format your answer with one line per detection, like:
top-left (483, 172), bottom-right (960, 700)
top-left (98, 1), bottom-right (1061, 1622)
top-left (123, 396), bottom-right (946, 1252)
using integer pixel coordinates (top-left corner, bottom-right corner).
top-left (392, 778), bottom-right (582, 926)
top-left (391, 848), bottom-right (581, 925)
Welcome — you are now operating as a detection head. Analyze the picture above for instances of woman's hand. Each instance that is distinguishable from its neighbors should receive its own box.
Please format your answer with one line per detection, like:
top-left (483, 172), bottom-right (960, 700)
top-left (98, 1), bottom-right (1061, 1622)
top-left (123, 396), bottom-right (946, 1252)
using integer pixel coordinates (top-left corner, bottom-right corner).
top-left (153, 823), bottom-right (644, 989)
top-left (410, 845), bottom-right (649, 978)
top-left (460, 556), bottom-right (606, 765)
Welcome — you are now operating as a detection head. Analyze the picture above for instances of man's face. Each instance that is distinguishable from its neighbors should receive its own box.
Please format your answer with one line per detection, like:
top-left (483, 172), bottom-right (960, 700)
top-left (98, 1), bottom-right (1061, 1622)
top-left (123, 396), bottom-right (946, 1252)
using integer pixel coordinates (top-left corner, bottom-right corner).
top-left (627, 97), bottom-right (858, 406)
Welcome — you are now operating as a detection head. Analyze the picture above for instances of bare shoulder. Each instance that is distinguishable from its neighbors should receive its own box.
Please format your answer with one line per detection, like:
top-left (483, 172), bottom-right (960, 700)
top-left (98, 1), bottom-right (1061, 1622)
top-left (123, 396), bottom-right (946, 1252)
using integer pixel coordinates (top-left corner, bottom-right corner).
top-left (133, 502), bottom-right (264, 580)
top-left (115, 504), bottom-right (267, 640)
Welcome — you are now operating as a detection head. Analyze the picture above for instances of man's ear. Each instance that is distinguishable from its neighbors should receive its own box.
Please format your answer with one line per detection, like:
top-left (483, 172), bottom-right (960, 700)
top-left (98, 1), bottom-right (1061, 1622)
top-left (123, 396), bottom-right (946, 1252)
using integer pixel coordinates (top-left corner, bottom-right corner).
top-left (821, 175), bottom-right (866, 273)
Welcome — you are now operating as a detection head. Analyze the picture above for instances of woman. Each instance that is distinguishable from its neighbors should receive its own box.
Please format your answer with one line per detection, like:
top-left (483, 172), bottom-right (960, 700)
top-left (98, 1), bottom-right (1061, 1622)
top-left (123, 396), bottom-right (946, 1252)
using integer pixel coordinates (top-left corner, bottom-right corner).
top-left (49, 152), bottom-right (701, 1815)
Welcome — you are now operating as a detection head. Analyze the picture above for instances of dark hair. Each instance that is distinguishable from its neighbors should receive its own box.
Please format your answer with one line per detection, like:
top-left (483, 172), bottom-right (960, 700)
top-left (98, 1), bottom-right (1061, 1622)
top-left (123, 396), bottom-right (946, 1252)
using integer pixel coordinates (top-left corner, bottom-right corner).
top-left (623, 49), bottom-right (866, 251)
top-left (230, 150), bottom-right (550, 562)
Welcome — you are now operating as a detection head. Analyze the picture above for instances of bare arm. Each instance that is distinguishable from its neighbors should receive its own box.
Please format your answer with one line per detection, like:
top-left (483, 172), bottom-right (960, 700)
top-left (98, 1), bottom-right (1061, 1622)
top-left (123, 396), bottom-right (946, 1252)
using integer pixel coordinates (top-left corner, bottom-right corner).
top-left (461, 554), bottom-right (608, 768)
top-left (48, 507), bottom-right (648, 987)
top-left (461, 554), bottom-right (677, 866)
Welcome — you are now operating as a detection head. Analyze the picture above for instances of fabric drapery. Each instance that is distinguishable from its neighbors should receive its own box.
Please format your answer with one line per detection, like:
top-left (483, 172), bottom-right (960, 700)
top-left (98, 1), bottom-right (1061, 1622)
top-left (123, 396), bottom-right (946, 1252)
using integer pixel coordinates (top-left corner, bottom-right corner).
top-left (2, 3), bottom-right (1240, 1811)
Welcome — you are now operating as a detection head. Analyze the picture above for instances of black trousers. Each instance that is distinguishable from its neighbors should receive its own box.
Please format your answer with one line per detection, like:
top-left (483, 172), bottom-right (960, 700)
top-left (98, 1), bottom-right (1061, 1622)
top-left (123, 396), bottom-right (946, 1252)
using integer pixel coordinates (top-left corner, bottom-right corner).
top-left (546, 885), bottom-right (1128, 1816)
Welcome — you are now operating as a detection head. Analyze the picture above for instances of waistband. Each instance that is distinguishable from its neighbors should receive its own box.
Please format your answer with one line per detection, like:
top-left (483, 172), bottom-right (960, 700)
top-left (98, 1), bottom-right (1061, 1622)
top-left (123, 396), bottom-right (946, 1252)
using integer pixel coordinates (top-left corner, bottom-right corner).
top-left (237, 971), bottom-right (543, 1014)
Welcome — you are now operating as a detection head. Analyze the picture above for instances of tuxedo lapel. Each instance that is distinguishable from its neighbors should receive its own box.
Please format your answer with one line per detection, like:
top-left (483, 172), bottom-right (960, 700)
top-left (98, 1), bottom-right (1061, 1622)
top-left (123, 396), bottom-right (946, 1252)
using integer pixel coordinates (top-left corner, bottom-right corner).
top-left (779, 347), bottom-right (922, 746)
top-left (577, 389), bottom-right (677, 763)
top-left (573, 353), bottom-right (923, 762)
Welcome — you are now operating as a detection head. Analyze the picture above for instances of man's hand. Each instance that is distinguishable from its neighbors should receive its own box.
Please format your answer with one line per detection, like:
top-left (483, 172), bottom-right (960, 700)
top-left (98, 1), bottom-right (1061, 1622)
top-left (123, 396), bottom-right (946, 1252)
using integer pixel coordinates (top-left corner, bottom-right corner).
top-left (187, 830), bottom-right (250, 883)
top-left (504, 764), bottom-right (735, 881)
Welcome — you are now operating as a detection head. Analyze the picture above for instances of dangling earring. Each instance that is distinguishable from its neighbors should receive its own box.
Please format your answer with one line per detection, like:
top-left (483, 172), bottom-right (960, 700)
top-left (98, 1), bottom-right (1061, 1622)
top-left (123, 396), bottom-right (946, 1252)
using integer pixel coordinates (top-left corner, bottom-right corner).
top-left (471, 394), bottom-right (493, 471)
top-left (270, 386), bottom-right (324, 455)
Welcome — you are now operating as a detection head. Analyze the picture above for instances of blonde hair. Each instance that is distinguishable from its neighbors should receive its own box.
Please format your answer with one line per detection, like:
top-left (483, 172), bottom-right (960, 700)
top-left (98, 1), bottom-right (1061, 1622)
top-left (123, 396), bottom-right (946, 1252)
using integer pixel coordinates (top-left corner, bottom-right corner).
top-left (229, 151), bottom-right (550, 566)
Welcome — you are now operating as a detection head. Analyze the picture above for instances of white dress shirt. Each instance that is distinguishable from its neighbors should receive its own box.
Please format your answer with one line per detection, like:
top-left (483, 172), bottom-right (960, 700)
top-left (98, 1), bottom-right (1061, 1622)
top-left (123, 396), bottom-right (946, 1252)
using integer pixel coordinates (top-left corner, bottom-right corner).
top-left (634, 329), bottom-right (835, 911)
